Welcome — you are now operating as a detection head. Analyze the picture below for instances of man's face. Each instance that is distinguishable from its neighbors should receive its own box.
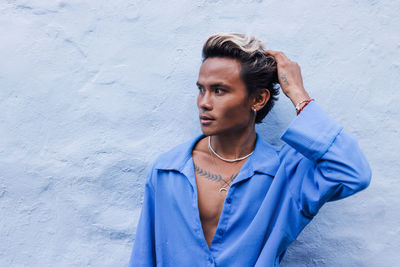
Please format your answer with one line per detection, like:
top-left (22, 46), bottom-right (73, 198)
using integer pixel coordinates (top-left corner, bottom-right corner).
top-left (196, 57), bottom-right (253, 136)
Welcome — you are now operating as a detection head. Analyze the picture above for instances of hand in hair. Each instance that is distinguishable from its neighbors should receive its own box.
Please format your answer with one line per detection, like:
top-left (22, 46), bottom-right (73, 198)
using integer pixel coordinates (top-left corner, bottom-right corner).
top-left (265, 50), bottom-right (311, 108)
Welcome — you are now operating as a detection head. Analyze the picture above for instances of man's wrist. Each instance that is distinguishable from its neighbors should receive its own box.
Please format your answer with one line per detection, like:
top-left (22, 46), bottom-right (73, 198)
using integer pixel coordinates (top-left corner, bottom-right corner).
top-left (286, 87), bottom-right (310, 107)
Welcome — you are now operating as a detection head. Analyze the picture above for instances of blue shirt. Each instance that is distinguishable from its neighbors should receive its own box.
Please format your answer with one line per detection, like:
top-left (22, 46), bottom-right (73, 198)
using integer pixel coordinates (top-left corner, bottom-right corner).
top-left (129, 102), bottom-right (371, 267)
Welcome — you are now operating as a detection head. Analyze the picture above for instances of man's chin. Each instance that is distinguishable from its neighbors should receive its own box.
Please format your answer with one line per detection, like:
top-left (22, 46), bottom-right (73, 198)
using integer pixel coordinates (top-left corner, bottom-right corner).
top-left (200, 126), bottom-right (216, 136)
top-left (201, 126), bottom-right (225, 137)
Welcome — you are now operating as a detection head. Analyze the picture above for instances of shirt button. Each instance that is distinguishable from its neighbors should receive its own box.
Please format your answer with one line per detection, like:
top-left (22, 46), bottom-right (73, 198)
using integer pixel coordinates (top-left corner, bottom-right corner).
top-left (226, 197), bottom-right (231, 204)
top-left (218, 229), bottom-right (224, 235)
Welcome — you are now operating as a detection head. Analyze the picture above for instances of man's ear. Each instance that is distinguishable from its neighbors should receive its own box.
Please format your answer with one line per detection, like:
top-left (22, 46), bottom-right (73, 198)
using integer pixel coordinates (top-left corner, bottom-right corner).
top-left (251, 89), bottom-right (270, 111)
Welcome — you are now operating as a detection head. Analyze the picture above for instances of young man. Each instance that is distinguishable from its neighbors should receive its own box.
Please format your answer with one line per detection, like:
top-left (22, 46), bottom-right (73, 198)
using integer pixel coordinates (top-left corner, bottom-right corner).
top-left (129, 33), bottom-right (371, 266)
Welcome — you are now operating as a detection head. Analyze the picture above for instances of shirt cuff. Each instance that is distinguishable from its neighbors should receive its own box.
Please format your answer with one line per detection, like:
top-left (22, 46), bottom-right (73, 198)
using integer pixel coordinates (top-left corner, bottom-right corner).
top-left (280, 101), bottom-right (343, 162)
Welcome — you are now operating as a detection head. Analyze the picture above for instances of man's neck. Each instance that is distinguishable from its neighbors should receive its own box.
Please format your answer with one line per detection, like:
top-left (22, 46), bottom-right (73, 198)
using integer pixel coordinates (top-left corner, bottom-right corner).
top-left (210, 127), bottom-right (257, 160)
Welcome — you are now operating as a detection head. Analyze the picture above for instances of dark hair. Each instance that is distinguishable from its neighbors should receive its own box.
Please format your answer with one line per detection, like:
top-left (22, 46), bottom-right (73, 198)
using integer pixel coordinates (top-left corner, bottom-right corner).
top-left (202, 33), bottom-right (279, 123)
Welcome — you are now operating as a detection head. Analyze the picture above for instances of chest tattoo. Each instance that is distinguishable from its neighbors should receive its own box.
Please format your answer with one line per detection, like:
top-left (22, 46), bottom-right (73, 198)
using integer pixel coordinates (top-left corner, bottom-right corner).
top-left (194, 163), bottom-right (239, 187)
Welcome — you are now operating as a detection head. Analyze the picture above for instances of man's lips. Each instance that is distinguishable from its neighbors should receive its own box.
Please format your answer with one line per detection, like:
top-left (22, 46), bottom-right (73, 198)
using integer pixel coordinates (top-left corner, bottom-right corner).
top-left (200, 115), bottom-right (215, 120)
top-left (199, 115), bottom-right (215, 124)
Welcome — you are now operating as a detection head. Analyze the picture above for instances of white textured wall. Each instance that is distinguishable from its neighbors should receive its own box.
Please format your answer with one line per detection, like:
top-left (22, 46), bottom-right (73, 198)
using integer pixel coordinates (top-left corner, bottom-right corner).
top-left (1, 0), bottom-right (399, 266)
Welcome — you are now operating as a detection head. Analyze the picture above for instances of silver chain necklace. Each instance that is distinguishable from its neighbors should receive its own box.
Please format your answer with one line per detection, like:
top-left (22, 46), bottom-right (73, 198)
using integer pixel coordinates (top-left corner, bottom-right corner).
top-left (207, 142), bottom-right (239, 193)
top-left (208, 136), bottom-right (254, 163)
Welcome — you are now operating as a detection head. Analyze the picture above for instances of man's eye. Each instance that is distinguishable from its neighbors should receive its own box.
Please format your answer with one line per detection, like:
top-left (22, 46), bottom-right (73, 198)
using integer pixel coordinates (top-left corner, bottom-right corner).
top-left (215, 88), bottom-right (223, 94)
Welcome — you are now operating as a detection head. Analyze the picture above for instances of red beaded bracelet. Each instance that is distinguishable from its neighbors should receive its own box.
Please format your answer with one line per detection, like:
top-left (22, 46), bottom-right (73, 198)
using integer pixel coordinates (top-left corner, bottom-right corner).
top-left (296, 99), bottom-right (315, 115)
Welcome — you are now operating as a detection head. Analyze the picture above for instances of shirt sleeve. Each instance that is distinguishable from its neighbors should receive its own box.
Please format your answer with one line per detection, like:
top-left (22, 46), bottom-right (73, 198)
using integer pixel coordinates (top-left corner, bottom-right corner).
top-left (280, 101), bottom-right (372, 218)
top-left (129, 167), bottom-right (156, 267)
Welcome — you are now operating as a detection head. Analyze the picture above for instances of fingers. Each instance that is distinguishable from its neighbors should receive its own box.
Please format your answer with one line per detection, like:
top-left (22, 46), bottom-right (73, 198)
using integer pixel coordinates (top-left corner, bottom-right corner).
top-left (265, 50), bottom-right (290, 64)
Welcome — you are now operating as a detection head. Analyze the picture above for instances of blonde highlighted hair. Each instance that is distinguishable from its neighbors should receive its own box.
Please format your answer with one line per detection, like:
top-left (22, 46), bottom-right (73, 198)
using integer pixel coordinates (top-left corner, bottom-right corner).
top-left (204, 33), bottom-right (266, 55)
top-left (202, 33), bottom-right (279, 123)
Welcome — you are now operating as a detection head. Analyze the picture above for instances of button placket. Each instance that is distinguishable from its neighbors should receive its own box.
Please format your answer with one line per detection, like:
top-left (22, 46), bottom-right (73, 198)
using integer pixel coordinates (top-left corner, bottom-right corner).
top-left (217, 190), bottom-right (234, 237)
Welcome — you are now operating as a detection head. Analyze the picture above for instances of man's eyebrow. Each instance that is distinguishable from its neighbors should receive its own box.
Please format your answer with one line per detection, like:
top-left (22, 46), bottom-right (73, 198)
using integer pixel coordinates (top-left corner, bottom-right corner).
top-left (196, 82), bottom-right (231, 88)
top-left (210, 83), bottom-right (230, 88)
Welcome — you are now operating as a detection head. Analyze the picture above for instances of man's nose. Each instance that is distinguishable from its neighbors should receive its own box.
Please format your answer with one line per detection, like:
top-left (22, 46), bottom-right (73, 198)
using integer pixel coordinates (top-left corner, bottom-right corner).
top-left (198, 90), bottom-right (213, 111)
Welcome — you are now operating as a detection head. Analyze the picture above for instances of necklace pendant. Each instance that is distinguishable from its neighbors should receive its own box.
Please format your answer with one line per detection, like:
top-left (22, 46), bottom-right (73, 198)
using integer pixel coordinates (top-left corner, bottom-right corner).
top-left (219, 187), bottom-right (228, 193)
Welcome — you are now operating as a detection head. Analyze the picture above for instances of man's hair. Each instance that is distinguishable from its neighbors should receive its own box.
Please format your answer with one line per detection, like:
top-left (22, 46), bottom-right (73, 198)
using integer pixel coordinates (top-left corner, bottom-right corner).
top-left (202, 33), bottom-right (279, 124)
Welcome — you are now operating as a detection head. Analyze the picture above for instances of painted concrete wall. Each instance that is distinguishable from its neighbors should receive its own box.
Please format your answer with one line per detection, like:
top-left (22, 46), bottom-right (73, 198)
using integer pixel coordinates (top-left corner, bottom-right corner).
top-left (1, 0), bottom-right (399, 266)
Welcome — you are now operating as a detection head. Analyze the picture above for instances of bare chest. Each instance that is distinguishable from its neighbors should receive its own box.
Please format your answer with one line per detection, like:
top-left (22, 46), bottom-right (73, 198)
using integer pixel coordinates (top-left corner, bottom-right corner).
top-left (195, 171), bottom-right (228, 221)
top-left (193, 158), bottom-right (244, 225)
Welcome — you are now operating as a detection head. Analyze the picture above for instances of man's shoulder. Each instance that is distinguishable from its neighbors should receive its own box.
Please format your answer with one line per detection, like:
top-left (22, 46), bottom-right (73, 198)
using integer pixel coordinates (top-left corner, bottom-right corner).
top-left (153, 135), bottom-right (204, 171)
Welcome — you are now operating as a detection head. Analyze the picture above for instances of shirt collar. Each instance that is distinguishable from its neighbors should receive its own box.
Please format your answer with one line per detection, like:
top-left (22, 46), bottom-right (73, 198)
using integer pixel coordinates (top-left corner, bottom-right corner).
top-left (154, 133), bottom-right (280, 177)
